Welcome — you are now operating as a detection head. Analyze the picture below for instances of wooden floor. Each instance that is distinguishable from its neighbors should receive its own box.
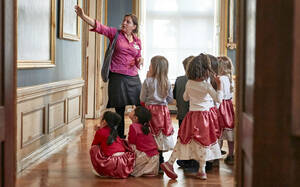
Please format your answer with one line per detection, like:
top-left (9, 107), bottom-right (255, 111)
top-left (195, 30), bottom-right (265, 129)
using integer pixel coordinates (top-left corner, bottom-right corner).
top-left (16, 115), bottom-right (234, 187)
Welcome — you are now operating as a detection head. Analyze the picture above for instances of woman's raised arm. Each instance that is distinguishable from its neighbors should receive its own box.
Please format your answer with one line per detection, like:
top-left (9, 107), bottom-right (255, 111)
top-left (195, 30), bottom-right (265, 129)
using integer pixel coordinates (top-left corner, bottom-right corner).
top-left (75, 5), bottom-right (96, 28)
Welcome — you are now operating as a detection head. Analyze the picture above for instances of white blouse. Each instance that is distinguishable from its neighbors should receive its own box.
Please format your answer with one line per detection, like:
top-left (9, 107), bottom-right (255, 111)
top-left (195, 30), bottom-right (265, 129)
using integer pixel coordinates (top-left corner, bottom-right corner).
top-left (220, 75), bottom-right (233, 100)
top-left (183, 80), bottom-right (223, 111)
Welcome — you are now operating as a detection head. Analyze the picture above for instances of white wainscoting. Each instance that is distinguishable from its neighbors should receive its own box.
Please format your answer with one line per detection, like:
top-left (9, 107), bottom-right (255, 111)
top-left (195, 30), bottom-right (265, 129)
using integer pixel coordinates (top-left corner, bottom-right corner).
top-left (17, 79), bottom-right (84, 172)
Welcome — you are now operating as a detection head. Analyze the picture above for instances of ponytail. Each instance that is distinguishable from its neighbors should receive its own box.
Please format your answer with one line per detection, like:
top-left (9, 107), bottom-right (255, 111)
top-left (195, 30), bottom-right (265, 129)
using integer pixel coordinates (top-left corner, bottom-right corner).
top-left (101, 111), bottom-right (121, 145)
top-left (141, 122), bottom-right (150, 135)
top-left (134, 106), bottom-right (152, 135)
top-left (107, 125), bottom-right (118, 145)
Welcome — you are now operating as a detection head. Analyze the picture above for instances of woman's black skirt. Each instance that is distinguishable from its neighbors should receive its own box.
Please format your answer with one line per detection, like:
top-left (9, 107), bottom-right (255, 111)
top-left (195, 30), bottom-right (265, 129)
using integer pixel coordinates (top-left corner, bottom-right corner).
top-left (107, 72), bottom-right (141, 108)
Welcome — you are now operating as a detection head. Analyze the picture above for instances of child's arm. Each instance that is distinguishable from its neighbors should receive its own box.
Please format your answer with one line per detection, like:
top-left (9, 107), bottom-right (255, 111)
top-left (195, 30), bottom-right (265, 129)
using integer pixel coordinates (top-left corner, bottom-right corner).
top-left (128, 125), bottom-right (137, 145)
top-left (166, 82), bottom-right (173, 103)
top-left (207, 78), bottom-right (223, 103)
top-left (173, 80), bottom-right (177, 100)
top-left (140, 79), bottom-right (148, 103)
top-left (183, 82), bottom-right (190, 101)
top-left (91, 130), bottom-right (104, 146)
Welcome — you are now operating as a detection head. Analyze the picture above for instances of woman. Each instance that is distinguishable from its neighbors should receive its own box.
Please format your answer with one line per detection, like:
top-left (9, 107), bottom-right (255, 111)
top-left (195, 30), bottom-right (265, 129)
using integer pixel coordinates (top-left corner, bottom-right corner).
top-left (75, 5), bottom-right (143, 139)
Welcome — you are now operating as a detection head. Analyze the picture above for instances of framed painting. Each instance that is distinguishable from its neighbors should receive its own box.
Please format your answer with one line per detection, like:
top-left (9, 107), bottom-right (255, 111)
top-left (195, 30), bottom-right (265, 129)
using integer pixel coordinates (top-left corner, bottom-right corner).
top-left (59, 0), bottom-right (81, 41)
top-left (17, 0), bottom-right (56, 68)
top-left (227, 0), bottom-right (237, 50)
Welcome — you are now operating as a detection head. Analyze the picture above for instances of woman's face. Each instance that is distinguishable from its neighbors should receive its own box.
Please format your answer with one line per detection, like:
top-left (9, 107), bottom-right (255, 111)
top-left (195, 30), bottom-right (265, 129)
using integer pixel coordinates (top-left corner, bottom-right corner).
top-left (121, 16), bottom-right (136, 34)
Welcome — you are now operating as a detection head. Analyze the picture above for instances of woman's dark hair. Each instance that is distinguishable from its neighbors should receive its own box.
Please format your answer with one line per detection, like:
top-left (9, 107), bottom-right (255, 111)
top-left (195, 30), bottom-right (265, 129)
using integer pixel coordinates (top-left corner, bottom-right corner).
top-left (186, 53), bottom-right (210, 80)
top-left (207, 54), bottom-right (219, 90)
top-left (134, 106), bottom-right (152, 135)
top-left (102, 111), bottom-right (122, 145)
top-left (124, 13), bottom-right (139, 34)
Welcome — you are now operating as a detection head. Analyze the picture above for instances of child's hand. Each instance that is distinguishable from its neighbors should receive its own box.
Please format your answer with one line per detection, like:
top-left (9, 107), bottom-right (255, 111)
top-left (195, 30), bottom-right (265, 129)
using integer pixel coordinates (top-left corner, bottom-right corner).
top-left (94, 124), bottom-right (101, 131)
top-left (215, 76), bottom-right (222, 90)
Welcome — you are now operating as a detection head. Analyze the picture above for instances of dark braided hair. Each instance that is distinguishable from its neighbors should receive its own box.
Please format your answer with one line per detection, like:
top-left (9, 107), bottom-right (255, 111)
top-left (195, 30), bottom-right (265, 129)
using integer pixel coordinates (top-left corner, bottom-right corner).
top-left (134, 106), bottom-right (152, 135)
top-left (102, 111), bottom-right (122, 145)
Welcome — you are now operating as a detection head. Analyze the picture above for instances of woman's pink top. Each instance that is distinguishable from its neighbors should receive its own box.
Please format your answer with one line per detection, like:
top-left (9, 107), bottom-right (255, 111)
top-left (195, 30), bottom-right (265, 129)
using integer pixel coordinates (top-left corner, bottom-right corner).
top-left (91, 126), bottom-right (125, 157)
top-left (128, 123), bottom-right (159, 157)
top-left (90, 21), bottom-right (142, 76)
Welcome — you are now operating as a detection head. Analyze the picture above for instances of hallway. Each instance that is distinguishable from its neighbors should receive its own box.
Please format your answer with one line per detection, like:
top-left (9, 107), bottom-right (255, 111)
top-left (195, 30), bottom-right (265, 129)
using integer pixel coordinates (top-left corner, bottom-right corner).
top-left (16, 115), bottom-right (234, 187)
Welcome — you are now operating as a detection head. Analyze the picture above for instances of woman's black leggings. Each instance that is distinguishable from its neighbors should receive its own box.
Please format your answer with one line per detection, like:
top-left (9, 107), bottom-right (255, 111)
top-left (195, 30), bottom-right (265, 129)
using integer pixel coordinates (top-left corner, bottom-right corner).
top-left (115, 106), bottom-right (126, 139)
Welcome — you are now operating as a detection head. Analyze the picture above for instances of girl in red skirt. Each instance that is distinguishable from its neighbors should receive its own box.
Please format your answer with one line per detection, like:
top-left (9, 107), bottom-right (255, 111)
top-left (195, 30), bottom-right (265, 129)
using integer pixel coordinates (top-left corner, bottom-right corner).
top-left (128, 106), bottom-right (159, 177)
top-left (140, 55), bottom-right (174, 171)
top-left (90, 111), bottom-right (135, 178)
top-left (160, 54), bottom-right (223, 180)
top-left (217, 56), bottom-right (235, 165)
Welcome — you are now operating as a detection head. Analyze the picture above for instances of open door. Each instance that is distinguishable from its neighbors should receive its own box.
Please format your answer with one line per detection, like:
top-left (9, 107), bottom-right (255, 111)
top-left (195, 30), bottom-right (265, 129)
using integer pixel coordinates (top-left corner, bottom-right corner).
top-left (237, 0), bottom-right (300, 186)
top-left (0, 0), bottom-right (17, 186)
top-left (236, 0), bottom-right (256, 186)
top-left (82, 0), bottom-right (105, 119)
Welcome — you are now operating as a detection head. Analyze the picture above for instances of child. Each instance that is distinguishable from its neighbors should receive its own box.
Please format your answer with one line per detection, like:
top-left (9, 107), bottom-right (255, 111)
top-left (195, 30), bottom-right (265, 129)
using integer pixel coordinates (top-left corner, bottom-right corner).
top-left (128, 106), bottom-right (159, 177)
top-left (217, 56), bottom-right (235, 165)
top-left (208, 54), bottom-right (225, 141)
top-left (160, 54), bottom-right (223, 180)
top-left (173, 56), bottom-right (194, 127)
top-left (90, 111), bottom-right (135, 178)
top-left (140, 55), bottom-right (174, 169)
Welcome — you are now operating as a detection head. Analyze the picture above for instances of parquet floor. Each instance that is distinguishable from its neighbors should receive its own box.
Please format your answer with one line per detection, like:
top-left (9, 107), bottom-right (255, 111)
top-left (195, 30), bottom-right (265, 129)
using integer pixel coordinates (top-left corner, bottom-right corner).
top-left (16, 115), bottom-right (234, 187)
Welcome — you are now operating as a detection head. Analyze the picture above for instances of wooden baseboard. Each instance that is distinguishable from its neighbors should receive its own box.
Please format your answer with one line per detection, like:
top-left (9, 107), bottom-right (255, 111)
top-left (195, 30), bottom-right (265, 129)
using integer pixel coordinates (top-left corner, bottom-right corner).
top-left (17, 122), bottom-right (83, 172)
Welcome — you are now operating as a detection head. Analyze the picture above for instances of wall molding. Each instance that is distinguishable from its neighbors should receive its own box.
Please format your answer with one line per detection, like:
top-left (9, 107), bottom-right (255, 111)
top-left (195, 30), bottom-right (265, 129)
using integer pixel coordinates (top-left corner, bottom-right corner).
top-left (17, 78), bottom-right (84, 172)
top-left (17, 78), bottom-right (84, 102)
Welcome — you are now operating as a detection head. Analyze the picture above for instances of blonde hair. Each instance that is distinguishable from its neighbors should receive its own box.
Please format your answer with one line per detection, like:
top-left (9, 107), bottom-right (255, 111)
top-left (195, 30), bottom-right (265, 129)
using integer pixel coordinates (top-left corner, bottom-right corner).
top-left (150, 56), bottom-right (169, 98)
top-left (218, 56), bottom-right (234, 92)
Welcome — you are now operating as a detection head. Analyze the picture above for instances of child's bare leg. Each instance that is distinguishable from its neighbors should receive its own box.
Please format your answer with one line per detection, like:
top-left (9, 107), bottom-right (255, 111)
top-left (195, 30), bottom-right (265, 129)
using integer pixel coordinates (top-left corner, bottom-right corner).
top-left (218, 139), bottom-right (223, 149)
top-left (196, 160), bottom-right (207, 180)
top-left (167, 148), bottom-right (178, 165)
top-left (160, 144), bottom-right (179, 179)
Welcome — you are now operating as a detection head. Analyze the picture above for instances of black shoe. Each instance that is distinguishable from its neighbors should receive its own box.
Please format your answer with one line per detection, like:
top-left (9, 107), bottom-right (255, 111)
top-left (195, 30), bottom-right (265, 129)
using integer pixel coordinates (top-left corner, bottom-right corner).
top-left (183, 166), bottom-right (199, 173)
top-left (221, 150), bottom-right (227, 155)
top-left (158, 166), bottom-right (164, 174)
top-left (205, 161), bottom-right (213, 171)
top-left (189, 160), bottom-right (199, 168)
top-left (224, 155), bottom-right (234, 165)
top-left (176, 160), bottom-right (186, 167)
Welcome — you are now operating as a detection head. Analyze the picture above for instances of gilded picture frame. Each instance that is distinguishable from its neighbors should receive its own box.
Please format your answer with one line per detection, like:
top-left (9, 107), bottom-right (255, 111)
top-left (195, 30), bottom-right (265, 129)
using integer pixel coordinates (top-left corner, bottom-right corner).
top-left (59, 0), bottom-right (81, 41)
top-left (227, 0), bottom-right (237, 49)
top-left (17, 0), bottom-right (56, 69)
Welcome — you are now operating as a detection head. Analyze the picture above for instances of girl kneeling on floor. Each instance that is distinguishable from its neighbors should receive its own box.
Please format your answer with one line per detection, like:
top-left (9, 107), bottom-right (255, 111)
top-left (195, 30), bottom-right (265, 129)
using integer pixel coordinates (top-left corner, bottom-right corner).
top-left (90, 111), bottom-right (135, 178)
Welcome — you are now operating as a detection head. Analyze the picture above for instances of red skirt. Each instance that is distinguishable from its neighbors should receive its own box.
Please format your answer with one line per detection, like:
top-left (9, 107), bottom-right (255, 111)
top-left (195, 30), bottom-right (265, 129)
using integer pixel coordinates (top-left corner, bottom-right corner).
top-left (210, 107), bottom-right (223, 139)
top-left (219, 99), bottom-right (235, 129)
top-left (90, 140), bottom-right (135, 178)
top-left (178, 108), bottom-right (219, 146)
top-left (146, 105), bottom-right (174, 136)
